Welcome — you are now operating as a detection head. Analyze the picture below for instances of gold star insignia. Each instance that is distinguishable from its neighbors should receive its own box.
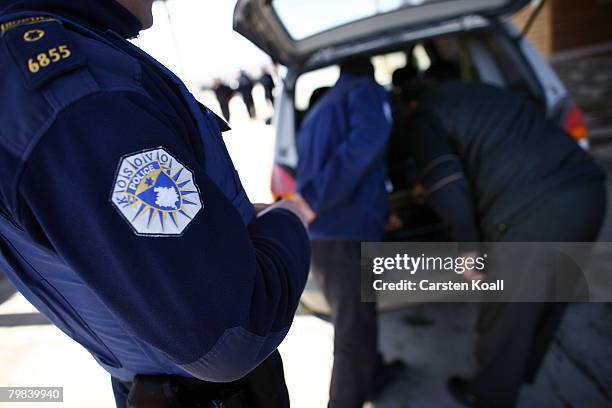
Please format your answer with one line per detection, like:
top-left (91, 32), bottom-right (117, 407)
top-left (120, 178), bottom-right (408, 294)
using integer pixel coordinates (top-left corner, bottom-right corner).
top-left (23, 29), bottom-right (45, 42)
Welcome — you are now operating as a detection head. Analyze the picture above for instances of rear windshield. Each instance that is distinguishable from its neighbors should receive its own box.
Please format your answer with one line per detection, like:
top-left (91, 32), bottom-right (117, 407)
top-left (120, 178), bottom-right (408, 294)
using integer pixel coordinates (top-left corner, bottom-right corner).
top-left (273, 0), bottom-right (444, 41)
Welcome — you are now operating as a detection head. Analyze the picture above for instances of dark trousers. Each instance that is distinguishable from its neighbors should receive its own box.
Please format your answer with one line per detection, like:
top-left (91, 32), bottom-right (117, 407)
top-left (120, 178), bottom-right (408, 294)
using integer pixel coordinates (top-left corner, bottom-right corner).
top-left (472, 180), bottom-right (607, 407)
top-left (264, 88), bottom-right (274, 105)
top-left (218, 99), bottom-right (230, 123)
top-left (240, 93), bottom-right (256, 119)
top-left (311, 240), bottom-right (382, 408)
top-left (111, 350), bottom-right (290, 408)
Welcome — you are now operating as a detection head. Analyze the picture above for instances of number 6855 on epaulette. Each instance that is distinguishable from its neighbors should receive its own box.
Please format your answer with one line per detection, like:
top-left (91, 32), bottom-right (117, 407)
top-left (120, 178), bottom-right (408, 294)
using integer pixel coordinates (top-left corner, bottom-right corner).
top-left (28, 45), bottom-right (71, 74)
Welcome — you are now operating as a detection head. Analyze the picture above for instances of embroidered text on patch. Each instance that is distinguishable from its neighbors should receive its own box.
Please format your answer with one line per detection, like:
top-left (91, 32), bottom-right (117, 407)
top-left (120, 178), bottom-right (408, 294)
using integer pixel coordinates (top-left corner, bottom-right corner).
top-left (111, 147), bottom-right (203, 236)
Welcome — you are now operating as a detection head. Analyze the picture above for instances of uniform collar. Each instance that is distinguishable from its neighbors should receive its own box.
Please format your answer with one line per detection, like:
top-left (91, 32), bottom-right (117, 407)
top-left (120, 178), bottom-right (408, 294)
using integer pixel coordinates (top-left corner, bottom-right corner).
top-left (0, 0), bottom-right (142, 38)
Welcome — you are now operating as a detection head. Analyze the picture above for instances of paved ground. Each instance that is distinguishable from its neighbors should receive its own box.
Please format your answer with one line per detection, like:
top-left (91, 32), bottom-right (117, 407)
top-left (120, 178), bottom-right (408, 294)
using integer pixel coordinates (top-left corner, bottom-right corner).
top-left (0, 92), bottom-right (611, 408)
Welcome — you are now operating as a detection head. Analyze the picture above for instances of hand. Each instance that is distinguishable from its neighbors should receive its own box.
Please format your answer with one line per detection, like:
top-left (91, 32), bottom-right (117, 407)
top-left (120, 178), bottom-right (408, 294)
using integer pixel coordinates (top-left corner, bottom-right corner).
top-left (291, 194), bottom-right (316, 224)
top-left (385, 213), bottom-right (403, 232)
top-left (410, 183), bottom-right (427, 199)
top-left (460, 250), bottom-right (486, 281)
top-left (257, 196), bottom-right (315, 228)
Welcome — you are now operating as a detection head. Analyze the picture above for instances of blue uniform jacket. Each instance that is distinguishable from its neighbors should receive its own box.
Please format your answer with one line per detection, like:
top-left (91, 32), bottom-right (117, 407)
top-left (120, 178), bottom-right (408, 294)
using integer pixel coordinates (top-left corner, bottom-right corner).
top-left (296, 74), bottom-right (392, 241)
top-left (0, 0), bottom-right (309, 383)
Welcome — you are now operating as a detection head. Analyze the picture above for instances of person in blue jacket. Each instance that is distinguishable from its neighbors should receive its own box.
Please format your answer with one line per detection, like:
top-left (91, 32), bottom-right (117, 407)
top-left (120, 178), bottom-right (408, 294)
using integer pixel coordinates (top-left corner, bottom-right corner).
top-left (296, 56), bottom-right (401, 408)
top-left (0, 0), bottom-right (312, 406)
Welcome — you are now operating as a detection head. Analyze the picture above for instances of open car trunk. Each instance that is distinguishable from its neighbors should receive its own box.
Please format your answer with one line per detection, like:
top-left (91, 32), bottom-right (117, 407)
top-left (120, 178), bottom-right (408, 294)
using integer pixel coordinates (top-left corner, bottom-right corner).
top-left (234, 0), bottom-right (529, 68)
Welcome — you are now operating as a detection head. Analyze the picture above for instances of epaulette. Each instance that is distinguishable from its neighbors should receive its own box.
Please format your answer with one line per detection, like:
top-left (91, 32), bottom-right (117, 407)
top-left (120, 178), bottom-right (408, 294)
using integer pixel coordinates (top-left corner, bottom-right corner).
top-left (1, 16), bottom-right (87, 90)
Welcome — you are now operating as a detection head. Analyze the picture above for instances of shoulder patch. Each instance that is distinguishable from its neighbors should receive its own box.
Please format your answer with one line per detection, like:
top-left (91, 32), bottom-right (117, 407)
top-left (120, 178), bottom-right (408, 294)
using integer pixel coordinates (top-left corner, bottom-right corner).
top-left (2, 18), bottom-right (86, 90)
top-left (110, 147), bottom-right (203, 237)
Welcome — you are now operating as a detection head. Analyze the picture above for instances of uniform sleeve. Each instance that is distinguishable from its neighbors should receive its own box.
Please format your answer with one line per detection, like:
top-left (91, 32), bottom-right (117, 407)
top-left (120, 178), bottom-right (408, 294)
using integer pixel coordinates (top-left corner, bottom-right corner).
top-left (406, 114), bottom-right (481, 244)
top-left (17, 91), bottom-right (310, 382)
top-left (299, 83), bottom-right (392, 213)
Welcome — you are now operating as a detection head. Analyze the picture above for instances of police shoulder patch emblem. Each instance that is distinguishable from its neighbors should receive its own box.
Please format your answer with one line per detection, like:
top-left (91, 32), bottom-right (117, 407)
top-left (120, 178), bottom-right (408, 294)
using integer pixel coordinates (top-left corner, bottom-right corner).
top-left (110, 147), bottom-right (203, 236)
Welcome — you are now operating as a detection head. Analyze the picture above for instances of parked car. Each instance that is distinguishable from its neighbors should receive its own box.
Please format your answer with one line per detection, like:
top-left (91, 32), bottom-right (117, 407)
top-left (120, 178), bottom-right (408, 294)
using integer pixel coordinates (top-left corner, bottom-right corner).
top-left (233, 0), bottom-right (591, 311)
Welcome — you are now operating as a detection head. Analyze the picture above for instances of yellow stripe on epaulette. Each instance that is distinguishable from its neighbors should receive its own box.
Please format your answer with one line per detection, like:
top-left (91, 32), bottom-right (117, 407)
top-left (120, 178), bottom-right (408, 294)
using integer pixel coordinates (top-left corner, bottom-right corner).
top-left (1, 16), bottom-right (59, 35)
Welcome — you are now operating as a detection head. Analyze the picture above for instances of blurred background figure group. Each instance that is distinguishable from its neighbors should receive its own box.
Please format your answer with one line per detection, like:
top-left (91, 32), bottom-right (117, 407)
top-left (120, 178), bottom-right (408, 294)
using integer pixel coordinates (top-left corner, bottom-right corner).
top-left (204, 65), bottom-right (277, 124)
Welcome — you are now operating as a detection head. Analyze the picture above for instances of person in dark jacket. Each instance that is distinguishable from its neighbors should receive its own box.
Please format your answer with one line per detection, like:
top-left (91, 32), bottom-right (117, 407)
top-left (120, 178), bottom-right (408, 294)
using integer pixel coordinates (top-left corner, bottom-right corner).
top-left (237, 70), bottom-right (256, 119)
top-left (0, 0), bottom-right (312, 407)
top-left (211, 78), bottom-right (234, 122)
top-left (296, 56), bottom-right (401, 408)
top-left (392, 80), bottom-right (606, 408)
top-left (259, 67), bottom-right (275, 106)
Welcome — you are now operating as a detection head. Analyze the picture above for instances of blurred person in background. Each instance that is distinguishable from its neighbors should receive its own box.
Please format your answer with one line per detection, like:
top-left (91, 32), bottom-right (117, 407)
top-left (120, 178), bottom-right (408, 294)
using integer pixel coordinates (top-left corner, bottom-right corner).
top-left (237, 69), bottom-right (256, 119)
top-left (259, 67), bottom-right (275, 107)
top-left (210, 78), bottom-right (234, 122)
top-left (0, 0), bottom-right (313, 406)
top-left (295, 56), bottom-right (403, 408)
top-left (389, 77), bottom-right (606, 408)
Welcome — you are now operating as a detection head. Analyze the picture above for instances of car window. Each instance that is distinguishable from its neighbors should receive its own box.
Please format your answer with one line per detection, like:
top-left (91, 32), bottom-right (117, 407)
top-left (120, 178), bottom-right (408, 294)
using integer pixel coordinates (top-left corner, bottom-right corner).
top-left (294, 65), bottom-right (340, 112)
top-left (372, 51), bottom-right (408, 87)
top-left (273, 0), bottom-right (441, 41)
top-left (419, 37), bottom-right (479, 82)
top-left (413, 44), bottom-right (432, 72)
top-left (295, 48), bottom-right (434, 113)
top-left (484, 34), bottom-right (539, 95)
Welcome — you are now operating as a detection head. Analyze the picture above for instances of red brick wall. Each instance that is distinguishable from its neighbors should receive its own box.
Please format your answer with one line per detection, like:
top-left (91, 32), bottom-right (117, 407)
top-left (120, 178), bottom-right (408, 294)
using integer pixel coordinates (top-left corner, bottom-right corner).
top-left (552, 0), bottom-right (612, 52)
top-left (512, 1), bottom-right (553, 57)
top-left (512, 0), bottom-right (612, 57)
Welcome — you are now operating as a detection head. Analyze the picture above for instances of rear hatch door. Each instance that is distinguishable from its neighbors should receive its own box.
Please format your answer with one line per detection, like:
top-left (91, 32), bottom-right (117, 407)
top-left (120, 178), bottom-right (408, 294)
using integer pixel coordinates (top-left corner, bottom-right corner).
top-left (234, 0), bottom-right (530, 67)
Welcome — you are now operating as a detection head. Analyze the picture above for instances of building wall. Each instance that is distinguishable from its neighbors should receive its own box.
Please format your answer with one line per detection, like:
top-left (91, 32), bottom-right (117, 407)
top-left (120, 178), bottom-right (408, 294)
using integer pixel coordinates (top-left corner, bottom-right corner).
top-left (511, 1), bottom-right (612, 137)
top-left (512, 0), bottom-right (612, 57)
top-left (552, 0), bottom-right (612, 52)
top-left (512, 1), bottom-right (553, 57)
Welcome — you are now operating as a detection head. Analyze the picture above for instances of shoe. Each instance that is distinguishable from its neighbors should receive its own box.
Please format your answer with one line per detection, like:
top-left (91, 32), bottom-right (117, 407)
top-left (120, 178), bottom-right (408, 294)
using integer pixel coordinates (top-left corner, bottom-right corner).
top-left (366, 360), bottom-right (406, 401)
top-left (447, 376), bottom-right (485, 407)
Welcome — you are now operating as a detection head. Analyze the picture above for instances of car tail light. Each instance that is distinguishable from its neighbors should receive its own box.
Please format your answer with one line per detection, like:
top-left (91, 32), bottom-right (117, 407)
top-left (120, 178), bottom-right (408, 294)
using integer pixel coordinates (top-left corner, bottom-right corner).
top-left (271, 164), bottom-right (296, 201)
top-left (564, 104), bottom-right (589, 149)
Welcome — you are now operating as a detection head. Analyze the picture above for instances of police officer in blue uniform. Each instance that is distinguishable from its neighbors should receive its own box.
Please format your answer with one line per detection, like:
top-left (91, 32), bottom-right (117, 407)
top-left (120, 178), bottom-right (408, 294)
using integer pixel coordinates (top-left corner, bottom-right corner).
top-left (296, 57), bottom-right (401, 408)
top-left (391, 79), bottom-right (606, 407)
top-left (0, 0), bottom-right (312, 406)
